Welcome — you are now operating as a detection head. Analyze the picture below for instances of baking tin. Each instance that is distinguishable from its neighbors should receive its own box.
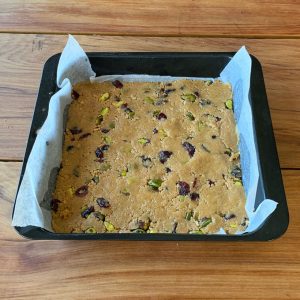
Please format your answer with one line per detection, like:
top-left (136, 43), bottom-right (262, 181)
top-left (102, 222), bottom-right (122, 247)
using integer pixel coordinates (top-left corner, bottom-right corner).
top-left (13, 52), bottom-right (289, 240)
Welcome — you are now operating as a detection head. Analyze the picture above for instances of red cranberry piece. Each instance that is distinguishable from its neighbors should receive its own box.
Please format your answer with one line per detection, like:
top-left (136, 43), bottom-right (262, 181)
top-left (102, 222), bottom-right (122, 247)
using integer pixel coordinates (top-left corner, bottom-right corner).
top-left (70, 127), bottom-right (82, 135)
top-left (190, 192), bottom-right (200, 201)
top-left (101, 128), bottom-right (110, 134)
top-left (75, 185), bottom-right (88, 197)
top-left (231, 166), bottom-right (242, 179)
top-left (50, 199), bottom-right (61, 212)
top-left (192, 177), bottom-right (198, 188)
top-left (177, 181), bottom-right (190, 196)
top-left (95, 147), bottom-right (104, 159)
top-left (182, 142), bottom-right (195, 157)
top-left (120, 103), bottom-right (128, 110)
top-left (156, 112), bottom-right (167, 120)
top-left (79, 133), bottom-right (91, 140)
top-left (81, 206), bottom-right (95, 218)
top-left (71, 89), bottom-right (80, 100)
top-left (164, 88), bottom-right (176, 94)
top-left (158, 151), bottom-right (173, 164)
top-left (96, 197), bottom-right (111, 208)
top-left (112, 80), bottom-right (123, 88)
top-left (224, 213), bottom-right (236, 220)
top-left (208, 179), bottom-right (215, 187)
top-left (165, 167), bottom-right (172, 173)
top-left (66, 145), bottom-right (74, 151)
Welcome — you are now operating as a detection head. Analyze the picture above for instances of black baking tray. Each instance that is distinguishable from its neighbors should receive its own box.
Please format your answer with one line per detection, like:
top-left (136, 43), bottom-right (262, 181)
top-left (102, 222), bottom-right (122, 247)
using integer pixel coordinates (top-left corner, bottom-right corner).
top-left (13, 52), bottom-right (289, 241)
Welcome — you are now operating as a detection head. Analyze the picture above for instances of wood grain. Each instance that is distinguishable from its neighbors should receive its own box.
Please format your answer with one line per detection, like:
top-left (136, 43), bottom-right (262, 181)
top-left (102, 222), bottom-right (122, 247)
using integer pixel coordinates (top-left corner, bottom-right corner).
top-left (0, 34), bottom-right (299, 168)
top-left (0, 162), bottom-right (299, 299)
top-left (0, 1), bottom-right (300, 37)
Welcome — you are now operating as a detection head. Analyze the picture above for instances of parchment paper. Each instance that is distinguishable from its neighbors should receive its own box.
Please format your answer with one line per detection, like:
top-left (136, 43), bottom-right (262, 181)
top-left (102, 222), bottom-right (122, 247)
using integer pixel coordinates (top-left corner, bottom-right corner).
top-left (12, 35), bottom-right (277, 234)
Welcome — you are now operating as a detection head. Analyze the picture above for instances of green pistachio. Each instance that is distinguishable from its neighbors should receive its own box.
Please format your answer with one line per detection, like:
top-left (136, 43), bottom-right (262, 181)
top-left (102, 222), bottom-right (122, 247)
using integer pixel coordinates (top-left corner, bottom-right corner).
top-left (112, 100), bottom-right (124, 107)
top-left (138, 137), bottom-right (150, 145)
top-left (100, 107), bottom-right (109, 116)
top-left (121, 169), bottom-right (127, 177)
top-left (199, 218), bottom-right (212, 228)
top-left (103, 136), bottom-right (112, 144)
top-left (85, 227), bottom-right (97, 233)
top-left (95, 115), bottom-right (104, 125)
top-left (144, 97), bottom-right (155, 104)
top-left (225, 99), bottom-right (233, 110)
top-left (197, 120), bottom-right (205, 131)
top-left (181, 94), bottom-right (196, 102)
top-left (186, 112), bottom-right (195, 121)
top-left (120, 189), bottom-right (130, 196)
top-left (100, 163), bottom-right (111, 172)
top-left (92, 176), bottom-right (99, 184)
top-left (147, 178), bottom-right (163, 190)
top-left (99, 92), bottom-right (110, 102)
top-left (185, 211), bottom-right (193, 221)
top-left (109, 121), bottom-right (115, 129)
top-left (104, 221), bottom-right (115, 232)
top-left (72, 166), bottom-right (80, 177)
top-left (158, 129), bottom-right (168, 140)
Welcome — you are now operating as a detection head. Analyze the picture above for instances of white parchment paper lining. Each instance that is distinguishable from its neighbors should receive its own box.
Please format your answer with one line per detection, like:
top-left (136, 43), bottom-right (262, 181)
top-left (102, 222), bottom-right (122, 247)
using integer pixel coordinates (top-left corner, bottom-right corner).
top-left (12, 35), bottom-right (277, 234)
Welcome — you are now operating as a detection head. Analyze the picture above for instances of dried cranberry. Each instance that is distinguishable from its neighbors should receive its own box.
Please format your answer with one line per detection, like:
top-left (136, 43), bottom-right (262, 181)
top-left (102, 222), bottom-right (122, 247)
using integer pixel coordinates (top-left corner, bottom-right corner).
top-left (158, 151), bottom-right (173, 164)
top-left (192, 177), bottom-right (197, 188)
top-left (70, 127), bottom-right (82, 135)
top-left (71, 89), bottom-right (80, 100)
top-left (112, 80), bottom-right (123, 88)
top-left (101, 144), bottom-right (110, 152)
top-left (224, 213), bottom-right (236, 220)
top-left (50, 199), bottom-right (61, 212)
top-left (156, 112), bottom-right (167, 120)
top-left (164, 88), bottom-right (176, 94)
top-left (153, 128), bottom-right (158, 134)
top-left (177, 181), bottom-right (190, 196)
top-left (75, 185), bottom-right (88, 197)
top-left (95, 147), bottom-right (104, 159)
top-left (165, 167), bottom-right (172, 173)
top-left (66, 145), bottom-right (74, 151)
top-left (81, 206), bottom-right (95, 218)
top-left (208, 179), bottom-right (215, 187)
top-left (231, 166), bottom-right (242, 179)
top-left (172, 221), bottom-right (178, 233)
top-left (199, 99), bottom-right (211, 106)
top-left (96, 197), bottom-right (110, 208)
top-left (190, 192), bottom-right (200, 201)
top-left (182, 142), bottom-right (195, 157)
top-left (101, 128), bottom-right (110, 134)
top-left (79, 133), bottom-right (91, 140)
top-left (120, 103), bottom-right (128, 110)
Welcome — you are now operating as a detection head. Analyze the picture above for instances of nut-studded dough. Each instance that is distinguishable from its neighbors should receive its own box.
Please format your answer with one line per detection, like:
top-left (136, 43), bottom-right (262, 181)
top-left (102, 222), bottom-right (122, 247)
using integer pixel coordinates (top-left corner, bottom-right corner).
top-left (52, 79), bottom-right (248, 234)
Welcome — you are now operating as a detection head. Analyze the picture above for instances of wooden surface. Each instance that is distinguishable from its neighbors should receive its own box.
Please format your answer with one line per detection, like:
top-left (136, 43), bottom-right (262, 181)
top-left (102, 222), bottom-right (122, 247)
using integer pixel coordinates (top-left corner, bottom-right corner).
top-left (0, 1), bottom-right (299, 299)
top-left (0, 1), bottom-right (300, 37)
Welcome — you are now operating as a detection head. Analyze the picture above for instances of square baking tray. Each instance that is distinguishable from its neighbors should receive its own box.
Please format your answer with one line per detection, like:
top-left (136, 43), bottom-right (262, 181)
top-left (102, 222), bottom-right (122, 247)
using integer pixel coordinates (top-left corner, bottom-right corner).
top-left (13, 52), bottom-right (289, 241)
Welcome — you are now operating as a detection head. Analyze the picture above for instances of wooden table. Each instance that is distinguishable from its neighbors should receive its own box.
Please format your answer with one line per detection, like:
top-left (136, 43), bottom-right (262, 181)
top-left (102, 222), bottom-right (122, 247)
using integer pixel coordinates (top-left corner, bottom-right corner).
top-left (0, 1), bottom-right (300, 299)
